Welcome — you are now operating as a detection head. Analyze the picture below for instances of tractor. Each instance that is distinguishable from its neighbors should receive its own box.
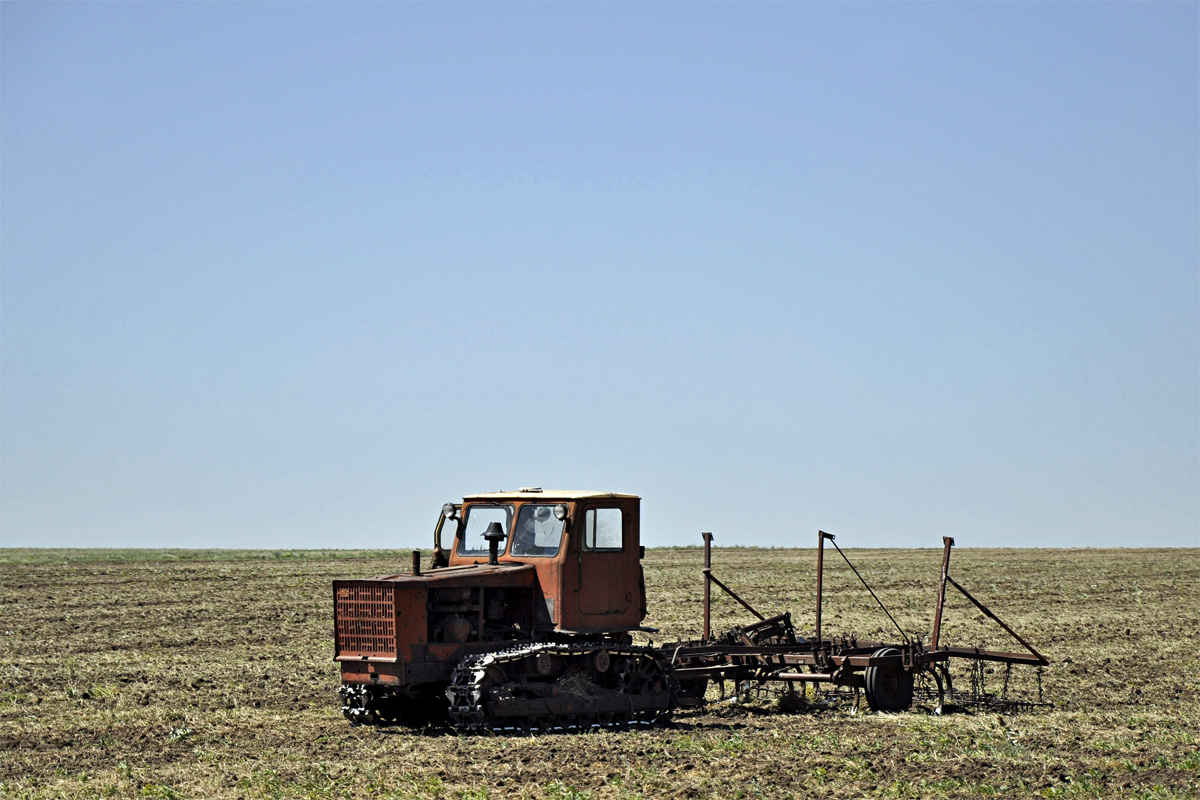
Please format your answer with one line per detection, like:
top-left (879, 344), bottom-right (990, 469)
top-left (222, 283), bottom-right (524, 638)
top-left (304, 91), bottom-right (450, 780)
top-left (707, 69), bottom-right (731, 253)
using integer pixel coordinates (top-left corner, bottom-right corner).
top-left (333, 489), bottom-right (673, 729)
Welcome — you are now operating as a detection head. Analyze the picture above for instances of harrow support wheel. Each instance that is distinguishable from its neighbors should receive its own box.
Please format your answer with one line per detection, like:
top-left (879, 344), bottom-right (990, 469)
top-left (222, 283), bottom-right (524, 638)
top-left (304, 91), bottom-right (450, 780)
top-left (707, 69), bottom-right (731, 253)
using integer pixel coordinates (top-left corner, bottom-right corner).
top-left (864, 647), bottom-right (914, 713)
top-left (676, 678), bottom-right (709, 706)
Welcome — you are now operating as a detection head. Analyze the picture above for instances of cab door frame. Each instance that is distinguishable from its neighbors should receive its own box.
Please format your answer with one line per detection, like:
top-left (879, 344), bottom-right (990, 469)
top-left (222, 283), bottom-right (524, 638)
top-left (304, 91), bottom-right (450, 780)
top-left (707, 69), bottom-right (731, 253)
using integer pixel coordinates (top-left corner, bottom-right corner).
top-left (574, 499), bottom-right (636, 620)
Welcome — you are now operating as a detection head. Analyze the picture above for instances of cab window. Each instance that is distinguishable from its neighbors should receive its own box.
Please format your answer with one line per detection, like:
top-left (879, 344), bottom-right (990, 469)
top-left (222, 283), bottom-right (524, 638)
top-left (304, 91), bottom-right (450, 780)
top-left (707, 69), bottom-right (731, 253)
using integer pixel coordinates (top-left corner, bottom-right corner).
top-left (456, 504), bottom-right (513, 556)
top-left (583, 508), bottom-right (623, 551)
top-left (510, 505), bottom-right (565, 557)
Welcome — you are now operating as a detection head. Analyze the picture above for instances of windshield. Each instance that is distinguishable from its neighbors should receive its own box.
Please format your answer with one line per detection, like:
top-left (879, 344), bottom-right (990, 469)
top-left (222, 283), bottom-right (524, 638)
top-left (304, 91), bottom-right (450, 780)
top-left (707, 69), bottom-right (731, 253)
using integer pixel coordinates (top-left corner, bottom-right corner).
top-left (510, 504), bottom-right (566, 558)
top-left (456, 504), bottom-right (513, 556)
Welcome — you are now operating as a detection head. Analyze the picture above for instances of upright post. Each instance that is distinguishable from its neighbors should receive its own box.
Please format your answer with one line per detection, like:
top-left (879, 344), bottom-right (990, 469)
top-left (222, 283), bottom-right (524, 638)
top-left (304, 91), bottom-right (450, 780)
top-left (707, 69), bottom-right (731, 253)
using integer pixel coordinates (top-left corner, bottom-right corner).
top-left (930, 536), bottom-right (955, 651)
top-left (702, 532), bottom-right (713, 644)
top-left (816, 531), bottom-right (834, 642)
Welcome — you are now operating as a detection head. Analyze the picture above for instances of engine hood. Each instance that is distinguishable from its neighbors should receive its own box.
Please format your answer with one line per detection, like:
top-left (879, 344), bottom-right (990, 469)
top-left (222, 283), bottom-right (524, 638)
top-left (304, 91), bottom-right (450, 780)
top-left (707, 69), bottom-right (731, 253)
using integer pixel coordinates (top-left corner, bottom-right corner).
top-left (362, 561), bottom-right (537, 589)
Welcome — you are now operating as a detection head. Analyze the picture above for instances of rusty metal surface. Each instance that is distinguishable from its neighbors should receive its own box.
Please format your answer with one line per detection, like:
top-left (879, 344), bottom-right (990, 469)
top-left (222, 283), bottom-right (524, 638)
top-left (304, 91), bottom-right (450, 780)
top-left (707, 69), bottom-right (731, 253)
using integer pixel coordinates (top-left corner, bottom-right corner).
top-left (930, 536), bottom-right (954, 651)
top-left (702, 532), bottom-right (713, 643)
top-left (364, 562), bottom-right (537, 587)
top-left (815, 531), bottom-right (832, 643)
top-left (333, 582), bottom-right (396, 661)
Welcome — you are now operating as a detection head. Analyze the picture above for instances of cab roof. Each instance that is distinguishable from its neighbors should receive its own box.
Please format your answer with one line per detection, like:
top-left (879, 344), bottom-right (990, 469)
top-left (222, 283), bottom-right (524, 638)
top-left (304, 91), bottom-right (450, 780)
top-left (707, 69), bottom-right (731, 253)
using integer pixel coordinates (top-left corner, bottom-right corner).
top-left (462, 489), bottom-right (639, 502)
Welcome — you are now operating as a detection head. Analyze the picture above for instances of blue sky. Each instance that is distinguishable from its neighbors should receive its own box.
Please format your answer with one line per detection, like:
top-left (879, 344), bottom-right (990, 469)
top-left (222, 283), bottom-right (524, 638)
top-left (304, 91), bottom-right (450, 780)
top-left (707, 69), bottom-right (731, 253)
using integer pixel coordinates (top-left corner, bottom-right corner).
top-left (2, 3), bottom-right (1196, 549)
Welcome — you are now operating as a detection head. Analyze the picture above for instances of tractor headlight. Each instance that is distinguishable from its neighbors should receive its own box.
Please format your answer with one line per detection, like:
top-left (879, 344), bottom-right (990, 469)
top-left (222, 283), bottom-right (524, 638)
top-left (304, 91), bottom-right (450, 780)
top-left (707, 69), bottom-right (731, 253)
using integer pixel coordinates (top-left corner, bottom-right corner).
top-left (442, 503), bottom-right (458, 520)
top-left (553, 504), bottom-right (568, 521)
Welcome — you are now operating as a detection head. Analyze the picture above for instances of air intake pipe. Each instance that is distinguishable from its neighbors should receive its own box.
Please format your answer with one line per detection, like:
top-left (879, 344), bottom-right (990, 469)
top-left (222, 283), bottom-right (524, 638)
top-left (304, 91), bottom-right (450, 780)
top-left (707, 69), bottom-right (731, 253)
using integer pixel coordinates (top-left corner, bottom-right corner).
top-left (483, 522), bottom-right (507, 565)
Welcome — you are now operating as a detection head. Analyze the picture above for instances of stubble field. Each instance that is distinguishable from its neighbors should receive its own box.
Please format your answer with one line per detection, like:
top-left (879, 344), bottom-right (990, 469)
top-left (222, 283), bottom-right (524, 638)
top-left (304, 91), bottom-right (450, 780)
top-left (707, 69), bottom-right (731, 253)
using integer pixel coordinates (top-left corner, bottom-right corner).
top-left (1, 545), bottom-right (1197, 799)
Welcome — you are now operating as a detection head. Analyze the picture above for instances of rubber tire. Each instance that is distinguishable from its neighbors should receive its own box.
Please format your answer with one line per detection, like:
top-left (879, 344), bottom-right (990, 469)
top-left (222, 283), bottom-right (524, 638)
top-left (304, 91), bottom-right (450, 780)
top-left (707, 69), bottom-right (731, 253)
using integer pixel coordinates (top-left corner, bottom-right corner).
top-left (675, 678), bottom-right (709, 706)
top-left (864, 647), bottom-right (914, 712)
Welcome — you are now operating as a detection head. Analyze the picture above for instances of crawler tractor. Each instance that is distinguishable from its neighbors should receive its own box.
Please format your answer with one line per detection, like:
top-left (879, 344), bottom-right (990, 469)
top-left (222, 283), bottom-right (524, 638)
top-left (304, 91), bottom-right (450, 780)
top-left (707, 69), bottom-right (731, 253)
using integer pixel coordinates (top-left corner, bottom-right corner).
top-left (333, 489), bottom-right (1048, 731)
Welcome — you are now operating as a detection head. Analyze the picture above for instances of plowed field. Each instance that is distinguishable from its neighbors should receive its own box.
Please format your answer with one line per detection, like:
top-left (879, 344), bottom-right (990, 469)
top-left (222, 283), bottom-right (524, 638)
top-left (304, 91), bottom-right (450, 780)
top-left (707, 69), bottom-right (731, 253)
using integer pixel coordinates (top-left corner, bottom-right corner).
top-left (1, 546), bottom-right (1196, 799)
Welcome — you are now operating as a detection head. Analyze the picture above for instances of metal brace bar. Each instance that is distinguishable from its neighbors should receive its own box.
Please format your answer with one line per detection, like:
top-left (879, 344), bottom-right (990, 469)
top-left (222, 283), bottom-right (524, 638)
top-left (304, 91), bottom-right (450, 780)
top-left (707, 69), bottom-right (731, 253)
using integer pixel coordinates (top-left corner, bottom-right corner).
top-left (828, 538), bottom-right (909, 643)
top-left (945, 574), bottom-right (1048, 666)
top-left (707, 573), bottom-right (767, 621)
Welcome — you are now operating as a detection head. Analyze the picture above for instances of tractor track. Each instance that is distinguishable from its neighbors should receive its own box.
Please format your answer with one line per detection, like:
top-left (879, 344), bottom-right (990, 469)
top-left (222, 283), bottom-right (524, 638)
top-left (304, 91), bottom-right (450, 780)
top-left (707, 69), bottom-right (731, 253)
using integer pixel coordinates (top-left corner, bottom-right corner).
top-left (445, 642), bottom-right (677, 733)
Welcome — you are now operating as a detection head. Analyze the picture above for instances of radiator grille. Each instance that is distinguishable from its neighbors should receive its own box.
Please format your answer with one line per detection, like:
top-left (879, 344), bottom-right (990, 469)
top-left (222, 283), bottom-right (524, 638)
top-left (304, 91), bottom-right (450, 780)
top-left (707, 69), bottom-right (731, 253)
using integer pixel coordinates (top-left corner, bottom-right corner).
top-left (335, 583), bottom-right (396, 657)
